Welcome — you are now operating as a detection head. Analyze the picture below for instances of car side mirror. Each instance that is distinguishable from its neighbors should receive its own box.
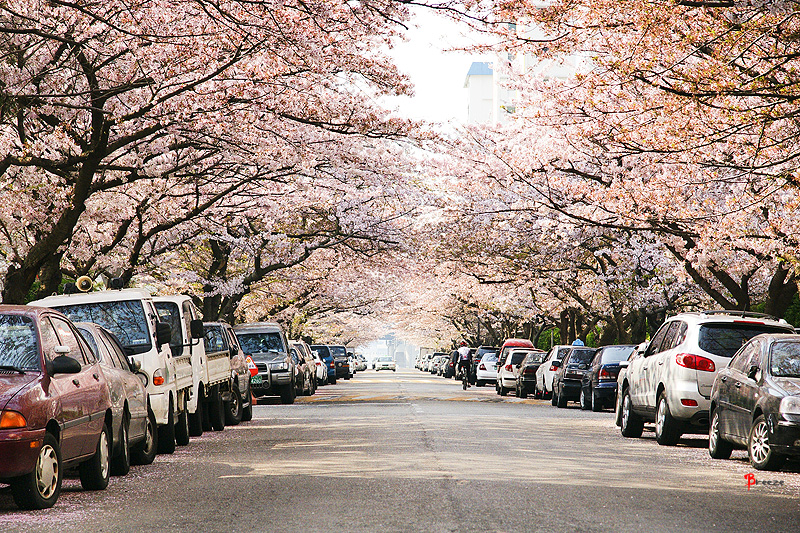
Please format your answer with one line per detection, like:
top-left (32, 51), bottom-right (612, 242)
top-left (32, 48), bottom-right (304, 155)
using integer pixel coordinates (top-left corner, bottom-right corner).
top-left (156, 321), bottom-right (172, 347)
top-left (747, 365), bottom-right (759, 380)
top-left (47, 355), bottom-right (82, 375)
top-left (190, 319), bottom-right (204, 339)
top-left (551, 360), bottom-right (561, 368)
top-left (129, 358), bottom-right (142, 372)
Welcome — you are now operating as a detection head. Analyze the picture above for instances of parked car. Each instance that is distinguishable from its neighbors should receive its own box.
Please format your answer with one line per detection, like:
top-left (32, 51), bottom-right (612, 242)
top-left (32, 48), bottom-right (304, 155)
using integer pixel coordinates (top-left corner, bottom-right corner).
top-left (289, 341), bottom-right (316, 396)
top-left (472, 346), bottom-right (499, 383)
top-left (235, 322), bottom-right (296, 404)
top-left (309, 349), bottom-right (329, 386)
top-left (516, 350), bottom-right (548, 398)
top-left (475, 351), bottom-right (498, 387)
top-left (581, 344), bottom-right (636, 411)
top-left (443, 350), bottom-right (457, 379)
top-left (708, 333), bottom-right (800, 470)
top-left (0, 306), bottom-right (113, 510)
top-left (495, 339), bottom-right (536, 394)
top-left (375, 356), bottom-right (396, 371)
top-left (497, 349), bottom-right (537, 396)
top-left (204, 322), bottom-right (253, 424)
top-left (310, 345), bottom-right (336, 384)
top-left (328, 345), bottom-right (351, 380)
top-left (552, 347), bottom-right (598, 408)
top-left (535, 345), bottom-right (571, 399)
top-left (75, 322), bottom-right (151, 475)
top-left (429, 355), bottom-right (446, 375)
top-left (618, 311), bottom-right (794, 445)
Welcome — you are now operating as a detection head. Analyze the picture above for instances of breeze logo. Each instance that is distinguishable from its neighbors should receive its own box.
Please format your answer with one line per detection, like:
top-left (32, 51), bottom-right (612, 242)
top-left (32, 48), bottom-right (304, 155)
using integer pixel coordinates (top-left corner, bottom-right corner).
top-left (744, 473), bottom-right (785, 490)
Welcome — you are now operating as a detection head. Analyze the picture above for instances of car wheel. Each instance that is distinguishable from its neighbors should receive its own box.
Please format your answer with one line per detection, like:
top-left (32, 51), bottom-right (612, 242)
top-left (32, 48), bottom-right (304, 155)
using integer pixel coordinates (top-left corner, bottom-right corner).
top-left (157, 400), bottom-right (176, 454)
top-left (225, 386), bottom-right (243, 426)
top-left (620, 389), bottom-right (644, 438)
top-left (519, 385), bottom-right (528, 399)
top-left (209, 386), bottom-right (225, 431)
top-left (10, 432), bottom-right (62, 510)
top-left (131, 409), bottom-right (158, 465)
top-left (476, 380), bottom-right (483, 387)
top-left (189, 389), bottom-right (205, 437)
top-left (591, 387), bottom-right (603, 412)
top-left (499, 383), bottom-right (508, 396)
top-left (514, 383), bottom-right (521, 397)
top-left (110, 417), bottom-right (131, 476)
top-left (579, 388), bottom-right (590, 410)
top-left (708, 409), bottom-right (733, 460)
top-left (79, 423), bottom-right (110, 491)
top-left (655, 392), bottom-right (681, 446)
top-left (175, 397), bottom-right (190, 446)
top-left (329, 376), bottom-right (337, 384)
top-left (280, 384), bottom-right (296, 404)
top-left (749, 414), bottom-right (787, 471)
top-left (551, 387), bottom-right (559, 406)
top-left (201, 388), bottom-right (213, 432)
top-left (242, 384), bottom-right (254, 422)
top-left (556, 388), bottom-right (567, 408)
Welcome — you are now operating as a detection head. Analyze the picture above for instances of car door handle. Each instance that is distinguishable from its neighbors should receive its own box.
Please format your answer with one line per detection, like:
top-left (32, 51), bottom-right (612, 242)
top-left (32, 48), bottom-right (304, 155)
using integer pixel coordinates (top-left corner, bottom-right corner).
top-left (720, 376), bottom-right (727, 382)
top-left (735, 382), bottom-right (741, 388)
top-left (72, 379), bottom-right (80, 386)
top-left (93, 373), bottom-right (100, 381)
top-left (657, 361), bottom-right (664, 365)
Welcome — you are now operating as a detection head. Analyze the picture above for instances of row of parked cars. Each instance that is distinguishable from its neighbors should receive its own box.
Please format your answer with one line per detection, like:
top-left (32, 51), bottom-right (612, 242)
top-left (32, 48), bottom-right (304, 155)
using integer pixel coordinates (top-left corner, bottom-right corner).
top-left (416, 310), bottom-right (800, 471)
top-left (0, 281), bottom-right (359, 510)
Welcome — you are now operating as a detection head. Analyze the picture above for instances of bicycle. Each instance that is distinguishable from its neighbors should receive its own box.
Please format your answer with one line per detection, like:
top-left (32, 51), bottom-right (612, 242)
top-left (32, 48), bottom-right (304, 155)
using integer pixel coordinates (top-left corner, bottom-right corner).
top-left (460, 363), bottom-right (470, 390)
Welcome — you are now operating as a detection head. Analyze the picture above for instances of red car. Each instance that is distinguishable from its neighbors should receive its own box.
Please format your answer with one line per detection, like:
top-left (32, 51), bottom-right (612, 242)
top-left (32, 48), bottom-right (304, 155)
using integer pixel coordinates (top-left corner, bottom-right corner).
top-left (0, 305), bottom-right (113, 509)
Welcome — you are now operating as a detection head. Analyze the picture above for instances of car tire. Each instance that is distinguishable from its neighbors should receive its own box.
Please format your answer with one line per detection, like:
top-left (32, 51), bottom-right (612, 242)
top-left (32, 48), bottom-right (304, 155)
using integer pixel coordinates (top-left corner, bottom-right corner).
top-left (10, 432), bottom-right (62, 510)
top-left (225, 387), bottom-right (243, 426)
top-left (189, 389), bottom-right (204, 437)
top-left (175, 397), bottom-right (190, 446)
top-left (329, 376), bottom-right (337, 385)
top-left (241, 389), bottom-right (254, 422)
top-left (591, 388), bottom-right (603, 412)
top-left (655, 392), bottom-right (681, 446)
top-left (580, 388), bottom-right (590, 410)
top-left (749, 414), bottom-right (787, 471)
top-left (551, 387), bottom-right (558, 406)
top-left (476, 380), bottom-right (483, 387)
top-left (110, 417), bottom-right (131, 476)
top-left (280, 383), bottom-right (296, 404)
top-left (131, 409), bottom-right (158, 465)
top-left (519, 384), bottom-right (528, 398)
top-left (620, 390), bottom-right (644, 438)
top-left (209, 386), bottom-right (225, 431)
top-left (79, 423), bottom-right (110, 491)
top-left (708, 409), bottom-right (733, 460)
top-left (514, 384), bottom-right (520, 397)
top-left (556, 388), bottom-right (567, 408)
top-left (499, 383), bottom-right (508, 396)
top-left (157, 400), bottom-right (176, 454)
top-left (201, 388), bottom-right (213, 432)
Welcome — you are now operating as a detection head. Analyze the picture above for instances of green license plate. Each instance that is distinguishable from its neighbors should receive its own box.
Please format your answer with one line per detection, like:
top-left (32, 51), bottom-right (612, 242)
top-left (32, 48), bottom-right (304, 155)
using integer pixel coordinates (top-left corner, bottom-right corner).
top-left (250, 374), bottom-right (263, 385)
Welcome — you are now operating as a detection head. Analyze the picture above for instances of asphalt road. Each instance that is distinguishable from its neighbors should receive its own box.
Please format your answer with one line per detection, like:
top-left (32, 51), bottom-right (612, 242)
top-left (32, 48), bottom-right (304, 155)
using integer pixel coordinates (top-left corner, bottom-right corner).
top-left (2, 369), bottom-right (799, 532)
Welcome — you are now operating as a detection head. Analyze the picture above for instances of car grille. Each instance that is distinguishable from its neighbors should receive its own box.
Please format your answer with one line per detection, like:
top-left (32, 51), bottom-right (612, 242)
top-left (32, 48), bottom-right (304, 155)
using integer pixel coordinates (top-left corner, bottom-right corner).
top-left (255, 363), bottom-right (269, 373)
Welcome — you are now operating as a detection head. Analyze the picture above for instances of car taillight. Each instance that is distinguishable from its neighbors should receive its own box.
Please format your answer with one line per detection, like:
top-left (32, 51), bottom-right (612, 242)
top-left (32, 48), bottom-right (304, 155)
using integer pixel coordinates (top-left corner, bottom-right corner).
top-left (599, 367), bottom-right (613, 379)
top-left (449, 362), bottom-right (454, 367)
top-left (479, 364), bottom-right (486, 370)
top-left (523, 367), bottom-right (536, 375)
top-left (675, 353), bottom-right (715, 372)
top-left (153, 368), bottom-right (165, 386)
top-left (505, 364), bottom-right (513, 371)
top-left (549, 364), bottom-right (558, 372)
top-left (330, 361), bottom-right (335, 369)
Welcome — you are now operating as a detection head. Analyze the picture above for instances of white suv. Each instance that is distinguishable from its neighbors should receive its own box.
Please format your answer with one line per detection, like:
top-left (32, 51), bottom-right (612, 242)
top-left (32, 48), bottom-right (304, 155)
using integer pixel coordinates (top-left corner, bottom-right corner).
top-left (619, 311), bottom-right (794, 445)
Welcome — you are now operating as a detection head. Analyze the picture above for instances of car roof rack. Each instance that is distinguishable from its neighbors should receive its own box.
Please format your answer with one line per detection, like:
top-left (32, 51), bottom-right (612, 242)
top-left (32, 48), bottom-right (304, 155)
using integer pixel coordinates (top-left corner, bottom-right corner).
top-left (699, 309), bottom-right (780, 321)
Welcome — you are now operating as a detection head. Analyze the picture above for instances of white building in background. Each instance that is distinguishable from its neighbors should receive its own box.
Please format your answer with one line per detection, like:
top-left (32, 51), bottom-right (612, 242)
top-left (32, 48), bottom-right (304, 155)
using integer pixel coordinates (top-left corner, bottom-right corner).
top-left (463, 20), bottom-right (585, 125)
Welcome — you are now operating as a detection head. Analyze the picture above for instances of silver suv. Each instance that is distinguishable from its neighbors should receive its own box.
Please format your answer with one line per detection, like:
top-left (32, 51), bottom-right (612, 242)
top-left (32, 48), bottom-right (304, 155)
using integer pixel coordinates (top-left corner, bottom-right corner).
top-left (233, 322), bottom-right (296, 404)
top-left (618, 311), bottom-right (794, 445)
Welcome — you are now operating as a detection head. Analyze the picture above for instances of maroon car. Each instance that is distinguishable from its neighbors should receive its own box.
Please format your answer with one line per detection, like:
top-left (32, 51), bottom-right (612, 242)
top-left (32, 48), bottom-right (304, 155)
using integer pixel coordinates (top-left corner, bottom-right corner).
top-left (0, 305), bottom-right (113, 510)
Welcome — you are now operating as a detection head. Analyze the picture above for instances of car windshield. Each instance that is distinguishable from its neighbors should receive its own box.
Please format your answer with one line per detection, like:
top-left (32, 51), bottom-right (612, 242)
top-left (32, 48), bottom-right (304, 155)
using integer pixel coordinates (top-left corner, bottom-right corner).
top-left (481, 353), bottom-right (498, 363)
top-left (237, 332), bottom-right (284, 355)
top-left (568, 348), bottom-right (596, 366)
top-left (0, 314), bottom-right (39, 370)
top-left (769, 341), bottom-right (800, 378)
top-left (600, 346), bottom-right (635, 364)
top-left (330, 346), bottom-right (347, 357)
top-left (311, 345), bottom-right (331, 358)
top-left (53, 301), bottom-right (151, 354)
top-left (698, 324), bottom-right (792, 358)
top-left (510, 352), bottom-right (529, 365)
top-left (526, 352), bottom-right (546, 364)
top-left (154, 302), bottom-right (183, 351)
top-left (378, 357), bottom-right (393, 362)
top-left (556, 347), bottom-right (570, 359)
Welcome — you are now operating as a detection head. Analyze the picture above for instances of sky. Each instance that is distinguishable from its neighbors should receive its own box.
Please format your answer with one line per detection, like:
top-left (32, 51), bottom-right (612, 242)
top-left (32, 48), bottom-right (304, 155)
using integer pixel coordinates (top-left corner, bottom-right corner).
top-left (381, 7), bottom-right (494, 125)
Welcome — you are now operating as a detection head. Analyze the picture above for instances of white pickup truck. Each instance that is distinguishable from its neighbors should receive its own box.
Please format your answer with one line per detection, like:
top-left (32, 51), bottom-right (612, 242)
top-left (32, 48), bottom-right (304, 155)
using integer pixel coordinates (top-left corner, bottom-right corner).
top-left (153, 295), bottom-right (233, 434)
top-left (29, 287), bottom-right (192, 455)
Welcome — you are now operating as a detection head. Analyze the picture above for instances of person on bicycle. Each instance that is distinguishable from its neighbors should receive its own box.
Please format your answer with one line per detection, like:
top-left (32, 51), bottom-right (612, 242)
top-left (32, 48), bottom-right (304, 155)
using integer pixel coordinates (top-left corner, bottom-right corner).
top-left (456, 341), bottom-right (472, 386)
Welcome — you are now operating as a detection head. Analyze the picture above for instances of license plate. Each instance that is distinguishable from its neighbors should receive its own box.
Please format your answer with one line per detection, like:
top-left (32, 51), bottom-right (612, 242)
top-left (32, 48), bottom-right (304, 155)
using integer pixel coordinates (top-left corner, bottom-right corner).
top-left (250, 374), bottom-right (263, 385)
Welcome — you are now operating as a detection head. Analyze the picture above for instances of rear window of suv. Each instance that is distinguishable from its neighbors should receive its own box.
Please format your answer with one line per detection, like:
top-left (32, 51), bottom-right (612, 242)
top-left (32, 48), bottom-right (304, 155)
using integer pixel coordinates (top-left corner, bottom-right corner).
top-left (698, 323), bottom-right (793, 358)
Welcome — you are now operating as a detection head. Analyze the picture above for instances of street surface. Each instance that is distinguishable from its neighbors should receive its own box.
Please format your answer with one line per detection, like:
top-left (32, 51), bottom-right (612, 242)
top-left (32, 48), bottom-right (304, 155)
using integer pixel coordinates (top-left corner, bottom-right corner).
top-left (2, 370), bottom-right (799, 531)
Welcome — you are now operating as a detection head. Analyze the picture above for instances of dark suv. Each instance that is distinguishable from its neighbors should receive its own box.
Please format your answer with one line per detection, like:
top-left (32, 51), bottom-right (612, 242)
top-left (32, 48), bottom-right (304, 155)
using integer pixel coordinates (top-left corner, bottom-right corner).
top-left (328, 345), bottom-right (351, 380)
top-left (234, 322), bottom-right (296, 404)
top-left (552, 347), bottom-right (598, 408)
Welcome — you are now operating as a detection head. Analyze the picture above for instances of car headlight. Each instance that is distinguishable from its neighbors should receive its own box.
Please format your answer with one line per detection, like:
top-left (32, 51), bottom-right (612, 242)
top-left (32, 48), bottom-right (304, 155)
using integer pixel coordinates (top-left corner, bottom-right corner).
top-left (269, 362), bottom-right (289, 371)
top-left (779, 396), bottom-right (800, 423)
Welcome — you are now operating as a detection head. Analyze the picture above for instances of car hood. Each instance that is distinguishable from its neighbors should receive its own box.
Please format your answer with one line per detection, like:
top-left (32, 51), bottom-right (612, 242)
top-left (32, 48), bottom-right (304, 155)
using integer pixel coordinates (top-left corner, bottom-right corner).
top-left (0, 373), bottom-right (39, 411)
top-left (773, 377), bottom-right (800, 396)
top-left (248, 351), bottom-right (286, 363)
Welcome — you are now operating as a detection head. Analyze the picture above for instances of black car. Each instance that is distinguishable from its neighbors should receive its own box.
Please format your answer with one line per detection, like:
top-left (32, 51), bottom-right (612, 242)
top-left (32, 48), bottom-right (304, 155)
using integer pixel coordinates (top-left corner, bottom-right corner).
top-left (581, 344), bottom-right (636, 411)
top-left (444, 350), bottom-right (457, 379)
top-left (328, 344), bottom-right (351, 380)
top-left (552, 347), bottom-right (598, 408)
top-left (516, 350), bottom-right (547, 398)
top-left (709, 333), bottom-right (800, 470)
